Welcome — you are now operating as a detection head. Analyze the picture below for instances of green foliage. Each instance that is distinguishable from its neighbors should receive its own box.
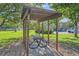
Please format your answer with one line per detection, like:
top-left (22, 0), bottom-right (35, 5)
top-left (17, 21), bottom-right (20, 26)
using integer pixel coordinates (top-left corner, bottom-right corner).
top-left (49, 3), bottom-right (79, 37)
top-left (0, 4), bottom-right (23, 27)
top-left (35, 29), bottom-right (53, 34)
top-left (50, 3), bottom-right (79, 22)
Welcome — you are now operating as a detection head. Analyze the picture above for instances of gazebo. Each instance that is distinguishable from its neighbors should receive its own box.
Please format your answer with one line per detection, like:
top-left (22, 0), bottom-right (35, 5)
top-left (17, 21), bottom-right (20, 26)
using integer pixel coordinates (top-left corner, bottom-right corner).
top-left (21, 6), bottom-right (62, 56)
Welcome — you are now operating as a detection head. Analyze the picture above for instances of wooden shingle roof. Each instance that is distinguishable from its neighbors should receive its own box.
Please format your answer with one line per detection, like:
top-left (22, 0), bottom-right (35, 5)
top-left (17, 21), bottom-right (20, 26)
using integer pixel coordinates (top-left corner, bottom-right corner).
top-left (21, 6), bottom-right (62, 22)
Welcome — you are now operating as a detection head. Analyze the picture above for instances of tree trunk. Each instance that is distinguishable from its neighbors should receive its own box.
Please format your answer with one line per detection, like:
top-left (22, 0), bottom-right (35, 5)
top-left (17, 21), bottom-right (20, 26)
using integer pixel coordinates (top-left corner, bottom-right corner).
top-left (74, 20), bottom-right (78, 38)
top-left (0, 19), bottom-right (5, 31)
top-left (0, 19), bottom-right (5, 27)
top-left (14, 28), bottom-right (17, 32)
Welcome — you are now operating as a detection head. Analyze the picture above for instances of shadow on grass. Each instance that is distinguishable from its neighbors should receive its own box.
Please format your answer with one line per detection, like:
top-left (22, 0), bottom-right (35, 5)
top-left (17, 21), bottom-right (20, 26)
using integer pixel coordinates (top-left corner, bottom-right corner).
top-left (62, 36), bottom-right (79, 40)
top-left (60, 40), bottom-right (79, 50)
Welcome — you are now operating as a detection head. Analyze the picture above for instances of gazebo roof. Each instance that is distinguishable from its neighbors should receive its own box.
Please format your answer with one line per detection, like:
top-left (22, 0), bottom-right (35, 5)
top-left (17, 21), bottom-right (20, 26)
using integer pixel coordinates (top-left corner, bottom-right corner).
top-left (21, 6), bottom-right (62, 22)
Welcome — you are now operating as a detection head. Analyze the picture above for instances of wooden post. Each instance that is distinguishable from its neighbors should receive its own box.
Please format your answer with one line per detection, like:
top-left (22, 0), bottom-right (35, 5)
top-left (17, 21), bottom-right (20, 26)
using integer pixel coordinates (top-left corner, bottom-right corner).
top-left (48, 20), bottom-right (50, 45)
top-left (26, 16), bottom-right (30, 56)
top-left (23, 8), bottom-right (30, 56)
top-left (23, 18), bottom-right (30, 56)
top-left (42, 22), bottom-right (44, 38)
top-left (38, 22), bottom-right (40, 36)
top-left (23, 19), bottom-right (27, 55)
top-left (56, 19), bottom-right (59, 51)
top-left (26, 9), bottom-right (31, 56)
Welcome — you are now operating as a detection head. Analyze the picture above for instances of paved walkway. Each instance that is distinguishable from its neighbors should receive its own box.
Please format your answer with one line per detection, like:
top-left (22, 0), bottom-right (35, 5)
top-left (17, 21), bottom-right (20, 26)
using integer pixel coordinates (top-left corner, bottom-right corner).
top-left (0, 41), bottom-right (58, 56)
top-left (29, 46), bottom-right (58, 56)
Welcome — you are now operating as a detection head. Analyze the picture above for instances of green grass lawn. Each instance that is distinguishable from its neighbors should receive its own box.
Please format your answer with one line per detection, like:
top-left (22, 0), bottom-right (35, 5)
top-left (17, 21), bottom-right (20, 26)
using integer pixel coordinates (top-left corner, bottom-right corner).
top-left (0, 31), bottom-right (22, 47)
top-left (44, 33), bottom-right (79, 49)
top-left (0, 30), bottom-right (36, 47)
top-left (0, 30), bottom-right (79, 49)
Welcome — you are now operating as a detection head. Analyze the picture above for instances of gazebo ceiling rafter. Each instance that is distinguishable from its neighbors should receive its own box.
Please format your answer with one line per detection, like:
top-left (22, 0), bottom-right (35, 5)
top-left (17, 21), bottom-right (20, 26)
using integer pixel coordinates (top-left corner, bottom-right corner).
top-left (21, 6), bottom-right (62, 21)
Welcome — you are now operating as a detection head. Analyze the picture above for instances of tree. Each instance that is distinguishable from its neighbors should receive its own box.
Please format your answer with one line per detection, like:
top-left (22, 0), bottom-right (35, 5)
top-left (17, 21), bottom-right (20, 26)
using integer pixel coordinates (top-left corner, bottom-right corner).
top-left (0, 3), bottom-right (25, 31)
top-left (0, 3), bottom-right (47, 32)
top-left (49, 3), bottom-right (79, 37)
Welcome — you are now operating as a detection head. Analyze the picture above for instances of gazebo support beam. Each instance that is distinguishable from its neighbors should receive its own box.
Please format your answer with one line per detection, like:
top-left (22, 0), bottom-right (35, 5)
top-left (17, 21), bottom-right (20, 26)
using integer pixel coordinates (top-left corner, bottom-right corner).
top-left (38, 22), bottom-right (41, 36)
top-left (56, 19), bottom-right (59, 51)
top-left (48, 20), bottom-right (50, 45)
top-left (23, 19), bottom-right (30, 56)
top-left (23, 9), bottom-right (30, 56)
top-left (23, 19), bottom-right (28, 55)
top-left (42, 22), bottom-right (44, 38)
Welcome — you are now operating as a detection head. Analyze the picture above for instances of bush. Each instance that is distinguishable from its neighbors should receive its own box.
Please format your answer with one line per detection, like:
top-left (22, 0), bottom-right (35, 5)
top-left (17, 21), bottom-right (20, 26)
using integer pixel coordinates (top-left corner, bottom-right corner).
top-left (35, 29), bottom-right (53, 34)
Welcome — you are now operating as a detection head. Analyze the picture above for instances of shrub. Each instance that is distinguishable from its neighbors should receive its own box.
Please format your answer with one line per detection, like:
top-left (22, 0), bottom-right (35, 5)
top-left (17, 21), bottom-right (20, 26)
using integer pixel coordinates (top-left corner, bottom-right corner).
top-left (35, 29), bottom-right (53, 34)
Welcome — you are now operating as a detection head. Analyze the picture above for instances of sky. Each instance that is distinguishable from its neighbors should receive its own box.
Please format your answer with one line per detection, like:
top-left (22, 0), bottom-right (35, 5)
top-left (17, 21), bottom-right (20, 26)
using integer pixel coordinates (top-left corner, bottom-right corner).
top-left (42, 3), bottom-right (69, 23)
top-left (42, 3), bottom-right (52, 10)
top-left (60, 18), bottom-right (70, 23)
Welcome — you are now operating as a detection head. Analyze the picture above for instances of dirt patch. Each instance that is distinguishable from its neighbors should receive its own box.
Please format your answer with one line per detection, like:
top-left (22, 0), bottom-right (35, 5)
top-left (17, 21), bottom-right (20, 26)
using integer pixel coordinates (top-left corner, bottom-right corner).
top-left (49, 41), bottom-right (79, 56)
